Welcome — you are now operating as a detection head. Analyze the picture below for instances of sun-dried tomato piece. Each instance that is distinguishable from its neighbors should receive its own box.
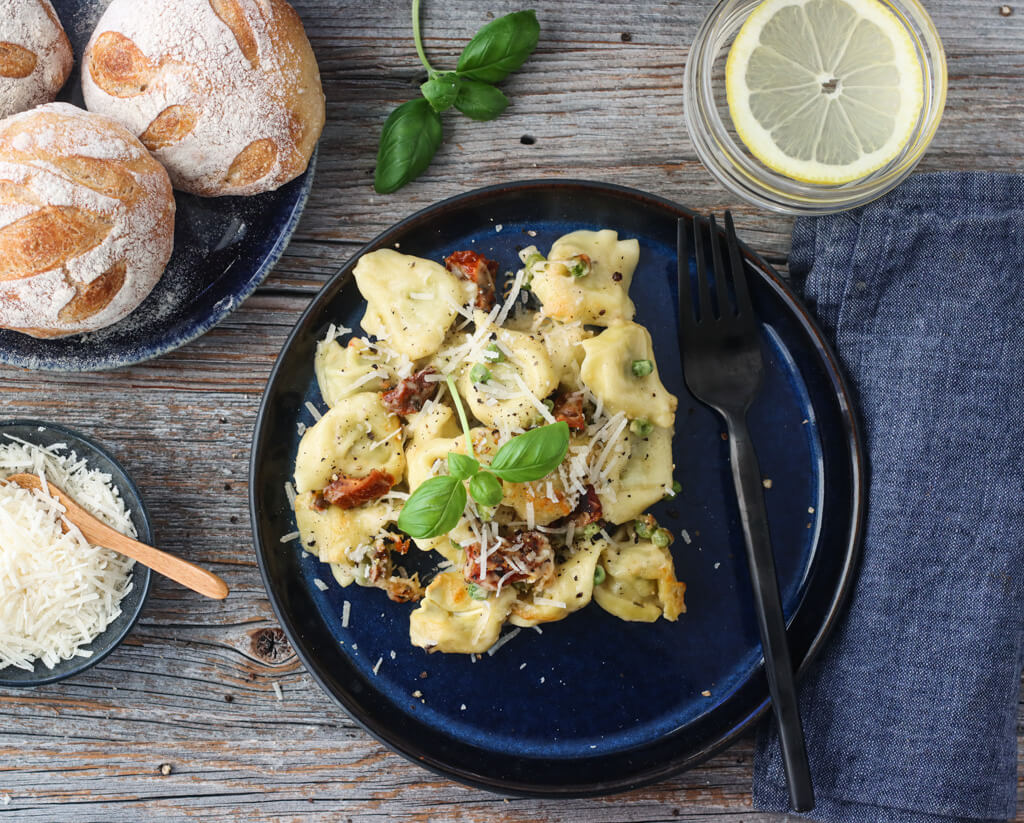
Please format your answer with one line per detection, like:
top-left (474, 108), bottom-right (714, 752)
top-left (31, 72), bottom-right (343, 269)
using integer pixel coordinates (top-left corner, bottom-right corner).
top-left (445, 250), bottom-right (498, 311)
top-left (382, 367), bottom-right (439, 416)
top-left (463, 530), bottom-right (556, 591)
top-left (322, 469), bottom-right (394, 509)
top-left (570, 484), bottom-right (603, 527)
top-left (551, 390), bottom-right (586, 432)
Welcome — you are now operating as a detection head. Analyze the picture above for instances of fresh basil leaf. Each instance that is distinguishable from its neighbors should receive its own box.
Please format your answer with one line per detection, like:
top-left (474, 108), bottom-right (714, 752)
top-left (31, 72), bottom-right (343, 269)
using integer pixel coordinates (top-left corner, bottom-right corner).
top-left (455, 10), bottom-right (540, 84)
top-left (397, 475), bottom-right (466, 539)
top-left (448, 452), bottom-right (479, 481)
top-left (421, 72), bottom-right (462, 112)
top-left (454, 79), bottom-right (509, 121)
top-left (487, 421), bottom-right (569, 483)
top-left (374, 99), bottom-right (443, 194)
top-left (469, 470), bottom-right (503, 507)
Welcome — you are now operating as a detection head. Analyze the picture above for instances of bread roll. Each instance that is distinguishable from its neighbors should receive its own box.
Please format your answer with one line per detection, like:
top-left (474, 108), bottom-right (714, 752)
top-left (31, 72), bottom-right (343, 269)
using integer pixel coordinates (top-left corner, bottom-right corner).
top-left (0, 0), bottom-right (73, 120)
top-left (81, 0), bottom-right (325, 197)
top-left (0, 103), bottom-right (175, 338)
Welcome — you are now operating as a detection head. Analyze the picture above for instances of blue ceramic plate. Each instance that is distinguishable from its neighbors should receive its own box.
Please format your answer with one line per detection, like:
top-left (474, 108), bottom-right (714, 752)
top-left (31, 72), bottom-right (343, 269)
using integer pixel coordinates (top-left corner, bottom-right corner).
top-left (250, 181), bottom-right (864, 796)
top-left (0, 419), bottom-right (152, 687)
top-left (0, 0), bottom-right (314, 372)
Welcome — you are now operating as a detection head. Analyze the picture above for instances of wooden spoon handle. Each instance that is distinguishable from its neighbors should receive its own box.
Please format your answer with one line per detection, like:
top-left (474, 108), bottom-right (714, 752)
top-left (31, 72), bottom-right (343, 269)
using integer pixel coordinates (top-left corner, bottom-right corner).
top-left (6, 473), bottom-right (229, 600)
top-left (82, 522), bottom-right (230, 601)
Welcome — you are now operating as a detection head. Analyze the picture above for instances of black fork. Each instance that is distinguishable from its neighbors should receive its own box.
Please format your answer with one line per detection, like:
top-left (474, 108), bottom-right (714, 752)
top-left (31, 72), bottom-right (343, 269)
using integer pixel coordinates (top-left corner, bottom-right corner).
top-left (678, 213), bottom-right (814, 812)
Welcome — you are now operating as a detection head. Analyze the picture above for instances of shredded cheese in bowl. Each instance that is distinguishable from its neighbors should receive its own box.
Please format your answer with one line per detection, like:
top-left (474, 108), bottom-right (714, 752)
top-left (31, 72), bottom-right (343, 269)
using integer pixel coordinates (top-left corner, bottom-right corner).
top-left (0, 434), bottom-right (139, 674)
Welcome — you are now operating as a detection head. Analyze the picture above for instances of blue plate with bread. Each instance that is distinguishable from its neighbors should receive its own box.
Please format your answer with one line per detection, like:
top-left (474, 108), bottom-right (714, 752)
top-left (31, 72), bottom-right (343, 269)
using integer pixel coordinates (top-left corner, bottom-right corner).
top-left (0, 0), bottom-right (321, 371)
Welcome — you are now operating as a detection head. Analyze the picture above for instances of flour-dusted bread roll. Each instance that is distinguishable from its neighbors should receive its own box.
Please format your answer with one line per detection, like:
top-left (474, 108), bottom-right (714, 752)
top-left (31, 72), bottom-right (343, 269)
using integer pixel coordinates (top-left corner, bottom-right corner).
top-left (0, 0), bottom-right (73, 120)
top-left (0, 103), bottom-right (175, 338)
top-left (81, 0), bottom-right (325, 197)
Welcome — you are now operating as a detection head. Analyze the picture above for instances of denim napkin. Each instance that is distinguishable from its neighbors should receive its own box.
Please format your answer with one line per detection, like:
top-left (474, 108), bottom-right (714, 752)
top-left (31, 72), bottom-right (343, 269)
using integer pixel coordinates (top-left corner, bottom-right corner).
top-left (753, 173), bottom-right (1024, 823)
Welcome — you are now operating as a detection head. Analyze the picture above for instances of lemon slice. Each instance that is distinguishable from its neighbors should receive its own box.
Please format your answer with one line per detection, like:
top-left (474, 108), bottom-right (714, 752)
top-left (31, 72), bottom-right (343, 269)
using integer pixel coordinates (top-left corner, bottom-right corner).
top-left (725, 0), bottom-right (924, 184)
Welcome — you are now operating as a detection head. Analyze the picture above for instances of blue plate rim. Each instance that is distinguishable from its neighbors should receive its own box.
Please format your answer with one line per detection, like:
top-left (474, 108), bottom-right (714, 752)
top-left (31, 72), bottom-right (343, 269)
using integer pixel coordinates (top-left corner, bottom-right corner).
top-left (249, 178), bottom-right (865, 796)
top-left (0, 418), bottom-right (153, 688)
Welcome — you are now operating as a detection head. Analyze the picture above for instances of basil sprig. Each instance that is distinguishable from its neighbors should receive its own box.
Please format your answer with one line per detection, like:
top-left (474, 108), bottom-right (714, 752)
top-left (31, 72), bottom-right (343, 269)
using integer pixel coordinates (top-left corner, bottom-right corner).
top-left (374, 2), bottom-right (540, 193)
top-left (396, 377), bottom-right (569, 540)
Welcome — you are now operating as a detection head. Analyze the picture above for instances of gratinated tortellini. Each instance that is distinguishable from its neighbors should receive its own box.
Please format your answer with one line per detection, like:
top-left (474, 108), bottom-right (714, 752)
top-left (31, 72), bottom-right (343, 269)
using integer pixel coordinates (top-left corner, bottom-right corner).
top-left (290, 233), bottom-right (688, 654)
top-left (315, 337), bottom-right (393, 407)
top-left (595, 537), bottom-right (687, 622)
top-left (530, 229), bottom-right (638, 325)
top-left (410, 572), bottom-right (517, 654)
top-left (293, 392), bottom-right (404, 494)
top-left (580, 321), bottom-right (678, 429)
top-left (353, 249), bottom-right (468, 360)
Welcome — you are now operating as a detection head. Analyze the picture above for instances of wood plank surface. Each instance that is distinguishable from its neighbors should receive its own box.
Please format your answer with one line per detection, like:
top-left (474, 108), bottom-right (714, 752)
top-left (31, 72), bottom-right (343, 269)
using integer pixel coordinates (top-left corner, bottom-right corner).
top-left (1, 1), bottom-right (1022, 820)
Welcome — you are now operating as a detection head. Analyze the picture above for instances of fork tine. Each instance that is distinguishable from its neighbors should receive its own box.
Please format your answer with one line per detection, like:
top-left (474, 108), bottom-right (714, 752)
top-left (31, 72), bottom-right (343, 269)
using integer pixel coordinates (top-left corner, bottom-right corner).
top-left (725, 211), bottom-right (752, 318)
top-left (708, 214), bottom-right (731, 318)
top-left (692, 216), bottom-right (713, 323)
top-left (677, 218), bottom-right (694, 329)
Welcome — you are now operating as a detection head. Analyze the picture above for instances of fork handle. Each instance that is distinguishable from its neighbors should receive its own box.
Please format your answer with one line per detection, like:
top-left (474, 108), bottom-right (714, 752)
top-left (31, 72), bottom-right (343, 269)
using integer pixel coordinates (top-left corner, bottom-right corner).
top-left (726, 413), bottom-right (815, 812)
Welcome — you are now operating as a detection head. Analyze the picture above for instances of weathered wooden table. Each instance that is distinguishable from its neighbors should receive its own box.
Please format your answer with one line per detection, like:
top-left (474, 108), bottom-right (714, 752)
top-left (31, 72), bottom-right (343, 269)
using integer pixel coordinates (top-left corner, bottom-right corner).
top-left (1, 1), bottom-right (1021, 819)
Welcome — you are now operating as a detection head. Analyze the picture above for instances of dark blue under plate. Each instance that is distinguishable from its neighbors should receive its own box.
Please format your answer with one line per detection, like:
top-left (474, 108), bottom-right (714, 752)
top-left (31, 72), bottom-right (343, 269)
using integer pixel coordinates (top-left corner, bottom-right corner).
top-left (0, 0), bottom-right (314, 372)
top-left (250, 181), bottom-right (864, 796)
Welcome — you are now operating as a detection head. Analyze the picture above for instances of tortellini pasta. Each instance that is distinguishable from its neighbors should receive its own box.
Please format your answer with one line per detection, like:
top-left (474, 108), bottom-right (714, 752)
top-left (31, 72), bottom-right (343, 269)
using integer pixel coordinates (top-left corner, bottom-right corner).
top-left (291, 233), bottom-right (688, 655)
top-left (353, 249), bottom-right (468, 360)
top-left (599, 425), bottom-right (675, 525)
top-left (294, 493), bottom-right (392, 580)
top-left (458, 322), bottom-right (557, 431)
top-left (531, 229), bottom-right (638, 325)
top-left (580, 321), bottom-right (678, 429)
top-left (293, 392), bottom-right (404, 494)
top-left (594, 538), bottom-right (687, 622)
top-left (410, 572), bottom-right (517, 654)
top-left (315, 337), bottom-right (392, 407)
top-left (509, 539), bottom-right (605, 627)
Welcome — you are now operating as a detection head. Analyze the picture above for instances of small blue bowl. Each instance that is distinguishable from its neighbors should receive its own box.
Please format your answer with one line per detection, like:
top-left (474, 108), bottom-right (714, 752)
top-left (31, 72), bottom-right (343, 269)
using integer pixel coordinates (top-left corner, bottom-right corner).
top-left (0, 420), bottom-right (152, 688)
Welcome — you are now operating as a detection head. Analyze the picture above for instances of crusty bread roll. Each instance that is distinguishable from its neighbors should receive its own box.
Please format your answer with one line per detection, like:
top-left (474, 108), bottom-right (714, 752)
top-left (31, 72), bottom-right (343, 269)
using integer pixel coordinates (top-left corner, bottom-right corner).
top-left (81, 0), bottom-right (325, 197)
top-left (0, 0), bottom-right (73, 120)
top-left (0, 103), bottom-right (175, 338)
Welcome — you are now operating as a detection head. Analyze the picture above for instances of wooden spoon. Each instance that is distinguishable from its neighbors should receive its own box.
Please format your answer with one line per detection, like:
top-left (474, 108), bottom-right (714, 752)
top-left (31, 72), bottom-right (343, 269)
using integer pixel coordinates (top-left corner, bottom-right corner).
top-left (4, 473), bottom-right (229, 600)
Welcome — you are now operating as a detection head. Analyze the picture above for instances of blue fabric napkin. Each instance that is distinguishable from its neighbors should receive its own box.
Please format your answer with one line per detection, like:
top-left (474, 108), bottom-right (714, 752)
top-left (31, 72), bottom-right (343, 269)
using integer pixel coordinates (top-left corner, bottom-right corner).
top-left (753, 173), bottom-right (1024, 823)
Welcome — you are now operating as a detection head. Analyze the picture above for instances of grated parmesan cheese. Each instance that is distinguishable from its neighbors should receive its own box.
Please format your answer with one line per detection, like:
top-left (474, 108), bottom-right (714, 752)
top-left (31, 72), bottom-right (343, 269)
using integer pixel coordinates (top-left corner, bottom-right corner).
top-left (341, 600), bottom-right (351, 628)
top-left (304, 401), bottom-right (323, 422)
top-left (0, 437), bottom-right (137, 672)
top-left (313, 578), bottom-right (328, 591)
top-left (486, 627), bottom-right (521, 656)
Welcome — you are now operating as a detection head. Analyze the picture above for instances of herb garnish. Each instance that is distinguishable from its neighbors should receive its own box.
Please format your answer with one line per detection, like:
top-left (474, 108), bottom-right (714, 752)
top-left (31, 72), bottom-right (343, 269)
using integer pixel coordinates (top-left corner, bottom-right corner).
top-left (396, 376), bottom-right (569, 539)
top-left (374, 2), bottom-right (540, 194)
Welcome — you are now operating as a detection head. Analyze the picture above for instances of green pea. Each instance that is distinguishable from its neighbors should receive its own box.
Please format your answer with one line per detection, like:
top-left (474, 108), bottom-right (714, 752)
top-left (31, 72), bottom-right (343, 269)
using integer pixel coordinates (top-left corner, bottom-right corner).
top-left (593, 566), bottom-right (606, 586)
top-left (663, 479), bottom-right (682, 501)
top-left (652, 528), bottom-right (672, 548)
top-left (543, 398), bottom-right (555, 411)
top-left (583, 522), bottom-right (601, 539)
top-left (631, 359), bottom-right (654, 378)
top-left (630, 418), bottom-right (653, 437)
top-left (470, 363), bottom-right (491, 383)
top-left (484, 342), bottom-right (506, 363)
top-left (634, 518), bottom-right (654, 539)
top-left (568, 255), bottom-right (592, 278)
top-left (467, 583), bottom-right (488, 601)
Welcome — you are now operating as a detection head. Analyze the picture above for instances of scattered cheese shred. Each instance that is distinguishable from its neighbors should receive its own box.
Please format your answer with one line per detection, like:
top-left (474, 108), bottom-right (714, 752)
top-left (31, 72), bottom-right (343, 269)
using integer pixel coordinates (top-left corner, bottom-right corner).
top-left (341, 600), bottom-right (351, 628)
top-left (486, 627), bottom-right (521, 656)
